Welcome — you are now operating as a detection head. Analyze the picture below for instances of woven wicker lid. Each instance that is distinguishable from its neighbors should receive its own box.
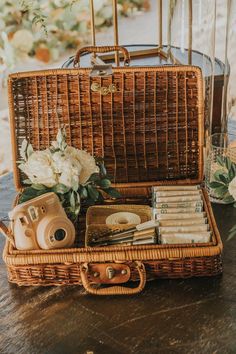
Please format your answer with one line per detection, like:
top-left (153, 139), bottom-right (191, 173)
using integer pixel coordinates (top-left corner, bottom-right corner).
top-left (8, 66), bottom-right (204, 191)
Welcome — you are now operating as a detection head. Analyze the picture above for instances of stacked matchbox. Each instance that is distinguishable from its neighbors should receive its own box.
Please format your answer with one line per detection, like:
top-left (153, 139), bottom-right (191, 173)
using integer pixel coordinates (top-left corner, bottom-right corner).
top-left (152, 185), bottom-right (211, 244)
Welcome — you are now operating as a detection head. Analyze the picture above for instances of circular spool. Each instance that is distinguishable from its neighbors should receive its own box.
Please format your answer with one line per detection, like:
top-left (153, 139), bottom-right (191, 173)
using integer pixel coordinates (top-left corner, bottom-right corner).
top-left (106, 212), bottom-right (141, 226)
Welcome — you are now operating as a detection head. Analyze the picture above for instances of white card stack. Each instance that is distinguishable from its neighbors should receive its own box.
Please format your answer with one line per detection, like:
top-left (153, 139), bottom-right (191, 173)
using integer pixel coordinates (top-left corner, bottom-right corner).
top-left (152, 185), bottom-right (212, 244)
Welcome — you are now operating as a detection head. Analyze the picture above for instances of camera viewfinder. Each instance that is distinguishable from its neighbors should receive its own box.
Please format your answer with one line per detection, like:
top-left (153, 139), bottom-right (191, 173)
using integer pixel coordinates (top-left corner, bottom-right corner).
top-left (28, 206), bottom-right (38, 221)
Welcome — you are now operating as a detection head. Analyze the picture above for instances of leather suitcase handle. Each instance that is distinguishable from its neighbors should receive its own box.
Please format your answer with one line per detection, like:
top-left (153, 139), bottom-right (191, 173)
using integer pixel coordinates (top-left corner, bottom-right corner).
top-left (73, 45), bottom-right (130, 67)
top-left (80, 261), bottom-right (146, 295)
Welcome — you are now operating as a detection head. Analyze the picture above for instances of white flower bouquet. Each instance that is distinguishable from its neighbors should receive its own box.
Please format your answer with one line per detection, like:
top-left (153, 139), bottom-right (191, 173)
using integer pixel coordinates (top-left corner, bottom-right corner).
top-left (18, 128), bottom-right (120, 222)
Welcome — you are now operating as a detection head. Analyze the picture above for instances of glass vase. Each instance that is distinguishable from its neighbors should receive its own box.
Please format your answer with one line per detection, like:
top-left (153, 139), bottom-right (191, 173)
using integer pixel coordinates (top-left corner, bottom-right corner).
top-left (167, 0), bottom-right (217, 138)
top-left (205, 133), bottom-right (236, 203)
top-left (221, 0), bottom-right (236, 136)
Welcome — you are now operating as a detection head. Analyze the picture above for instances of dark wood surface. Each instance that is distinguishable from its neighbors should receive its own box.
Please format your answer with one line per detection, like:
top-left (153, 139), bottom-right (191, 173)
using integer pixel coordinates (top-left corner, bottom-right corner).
top-left (1, 173), bottom-right (236, 354)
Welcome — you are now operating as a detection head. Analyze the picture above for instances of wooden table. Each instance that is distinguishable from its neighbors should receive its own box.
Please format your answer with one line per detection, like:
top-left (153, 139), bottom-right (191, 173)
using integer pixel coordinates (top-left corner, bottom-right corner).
top-left (1, 173), bottom-right (236, 354)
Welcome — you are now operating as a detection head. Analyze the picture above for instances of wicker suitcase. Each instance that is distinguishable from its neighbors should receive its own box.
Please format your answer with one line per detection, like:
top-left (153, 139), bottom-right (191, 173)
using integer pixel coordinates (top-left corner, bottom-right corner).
top-left (0, 46), bottom-right (223, 295)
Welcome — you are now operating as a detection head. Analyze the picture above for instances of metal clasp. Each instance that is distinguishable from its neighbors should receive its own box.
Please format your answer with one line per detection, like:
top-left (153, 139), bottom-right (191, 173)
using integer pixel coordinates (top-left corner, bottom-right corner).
top-left (90, 64), bottom-right (113, 77)
top-left (91, 82), bottom-right (117, 96)
top-left (106, 266), bottom-right (116, 280)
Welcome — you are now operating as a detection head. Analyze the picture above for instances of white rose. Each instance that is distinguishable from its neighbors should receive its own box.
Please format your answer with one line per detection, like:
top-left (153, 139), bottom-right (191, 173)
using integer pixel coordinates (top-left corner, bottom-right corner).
top-left (19, 150), bottom-right (57, 187)
top-left (11, 29), bottom-right (34, 53)
top-left (59, 171), bottom-right (80, 190)
top-left (228, 176), bottom-right (236, 200)
top-left (52, 151), bottom-right (81, 174)
top-left (52, 151), bottom-right (82, 188)
top-left (65, 147), bottom-right (99, 184)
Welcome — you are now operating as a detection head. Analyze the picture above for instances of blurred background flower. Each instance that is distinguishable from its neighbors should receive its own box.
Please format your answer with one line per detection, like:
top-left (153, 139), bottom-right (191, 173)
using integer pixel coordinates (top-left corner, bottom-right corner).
top-left (0, 0), bottom-right (149, 69)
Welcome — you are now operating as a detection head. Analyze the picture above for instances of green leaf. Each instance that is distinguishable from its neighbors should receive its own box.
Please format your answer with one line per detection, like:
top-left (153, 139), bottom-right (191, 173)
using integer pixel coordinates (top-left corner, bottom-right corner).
top-left (213, 170), bottom-right (223, 182)
top-left (79, 186), bottom-right (88, 199)
top-left (76, 192), bottom-right (80, 204)
top-left (23, 179), bottom-right (32, 185)
top-left (18, 187), bottom-right (48, 204)
top-left (82, 198), bottom-right (95, 207)
top-left (88, 173), bottom-right (101, 182)
top-left (71, 179), bottom-right (79, 192)
top-left (229, 163), bottom-right (236, 181)
top-left (95, 157), bottom-right (107, 177)
top-left (229, 168), bottom-right (236, 182)
top-left (225, 157), bottom-right (232, 171)
top-left (87, 185), bottom-right (99, 201)
top-left (216, 155), bottom-right (225, 167)
top-left (234, 203), bottom-right (236, 208)
top-left (97, 178), bottom-right (111, 189)
top-left (232, 162), bottom-right (236, 174)
top-left (218, 172), bottom-right (229, 185)
top-left (31, 184), bottom-right (47, 191)
top-left (223, 194), bottom-right (235, 204)
top-left (70, 191), bottom-right (76, 209)
top-left (227, 225), bottom-right (236, 241)
top-left (214, 185), bottom-right (228, 197)
top-left (227, 231), bottom-right (236, 241)
top-left (18, 189), bottom-right (37, 204)
top-left (74, 207), bottom-right (80, 216)
top-left (213, 170), bottom-right (228, 184)
top-left (104, 187), bottom-right (121, 199)
top-left (97, 192), bottom-right (104, 203)
top-left (52, 184), bottom-right (70, 194)
top-left (99, 163), bottom-right (107, 177)
top-left (229, 224), bottom-right (236, 232)
top-left (209, 181), bottom-right (224, 189)
top-left (21, 186), bottom-right (37, 195)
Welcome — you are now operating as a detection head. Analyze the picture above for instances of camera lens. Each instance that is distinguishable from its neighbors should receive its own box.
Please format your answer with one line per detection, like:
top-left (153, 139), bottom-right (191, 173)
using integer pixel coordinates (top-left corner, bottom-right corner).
top-left (54, 229), bottom-right (66, 241)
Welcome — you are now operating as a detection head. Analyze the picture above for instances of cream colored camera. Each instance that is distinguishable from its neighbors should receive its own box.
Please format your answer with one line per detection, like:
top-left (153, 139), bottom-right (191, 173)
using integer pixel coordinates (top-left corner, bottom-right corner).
top-left (9, 192), bottom-right (75, 250)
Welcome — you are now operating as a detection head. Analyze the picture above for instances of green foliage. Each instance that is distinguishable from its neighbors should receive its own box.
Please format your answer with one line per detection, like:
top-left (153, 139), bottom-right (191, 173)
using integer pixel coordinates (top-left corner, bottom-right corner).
top-left (210, 156), bottom-right (236, 202)
top-left (227, 224), bottom-right (236, 241)
top-left (104, 188), bottom-right (121, 199)
top-left (210, 155), bottom-right (236, 242)
top-left (52, 184), bottom-right (70, 194)
top-left (18, 186), bottom-right (50, 203)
